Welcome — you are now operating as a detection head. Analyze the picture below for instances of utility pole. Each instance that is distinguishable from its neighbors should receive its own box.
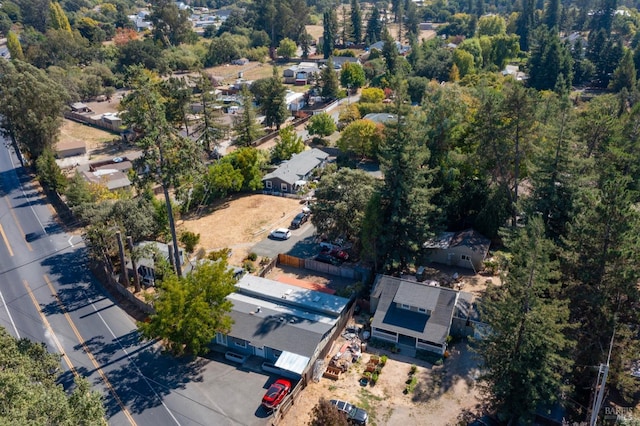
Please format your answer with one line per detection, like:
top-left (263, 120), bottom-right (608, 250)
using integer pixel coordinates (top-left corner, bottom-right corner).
top-left (589, 328), bottom-right (616, 426)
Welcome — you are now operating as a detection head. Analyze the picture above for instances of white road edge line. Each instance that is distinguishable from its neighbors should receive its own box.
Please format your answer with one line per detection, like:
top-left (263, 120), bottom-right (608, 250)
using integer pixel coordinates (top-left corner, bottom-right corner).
top-left (6, 147), bottom-right (47, 234)
top-left (85, 291), bottom-right (181, 426)
top-left (0, 289), bottom-right (20, 338)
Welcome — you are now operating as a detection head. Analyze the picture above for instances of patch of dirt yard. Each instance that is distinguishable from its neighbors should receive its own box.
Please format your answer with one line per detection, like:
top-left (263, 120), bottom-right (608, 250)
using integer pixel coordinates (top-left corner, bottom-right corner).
top-left (177, 194), bottom-right (304, 266)
top-left (280, 339), bottom-right (482, 426)
top-left (58, 119), bottom-right (116, 152)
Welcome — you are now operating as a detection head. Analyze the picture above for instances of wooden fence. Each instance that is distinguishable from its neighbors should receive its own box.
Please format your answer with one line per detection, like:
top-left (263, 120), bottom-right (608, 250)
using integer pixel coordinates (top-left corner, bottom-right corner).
top-left (277, 253), bottom-right (305, 268)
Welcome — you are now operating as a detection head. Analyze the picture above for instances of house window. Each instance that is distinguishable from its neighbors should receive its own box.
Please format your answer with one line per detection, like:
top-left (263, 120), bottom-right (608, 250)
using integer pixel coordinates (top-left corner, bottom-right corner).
top-left (265, 181), bottom-right (272, 189)
top-left (400, 303), bottom-right (411, 310)
top-left (418, 308), bottom-right (427, 313)
top-left (461, 255), bottom-right (470, 261)
top-left (273, 349), bottom-right (282, 358)
top-left (281, 183), bottom-right (288, 192)
top-left (234, 338), bottom-right (247, 348)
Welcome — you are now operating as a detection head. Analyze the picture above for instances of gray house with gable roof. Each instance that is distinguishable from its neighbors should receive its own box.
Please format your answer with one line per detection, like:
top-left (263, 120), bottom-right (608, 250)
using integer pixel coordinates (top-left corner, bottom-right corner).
top-left (370, 275), bottom-right (459, 356)
top-left (262, 148), bottom-right (329, 194)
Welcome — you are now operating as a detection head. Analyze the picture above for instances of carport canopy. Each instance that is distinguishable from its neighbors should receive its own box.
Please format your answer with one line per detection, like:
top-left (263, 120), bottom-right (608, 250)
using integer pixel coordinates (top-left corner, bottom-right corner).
top-left (274, 351), bottom-right (310, 375)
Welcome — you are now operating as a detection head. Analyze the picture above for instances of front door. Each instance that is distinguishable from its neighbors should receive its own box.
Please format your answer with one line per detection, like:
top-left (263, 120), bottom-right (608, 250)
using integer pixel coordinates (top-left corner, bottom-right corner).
top-left (254, 346), bottom-right (265, 358)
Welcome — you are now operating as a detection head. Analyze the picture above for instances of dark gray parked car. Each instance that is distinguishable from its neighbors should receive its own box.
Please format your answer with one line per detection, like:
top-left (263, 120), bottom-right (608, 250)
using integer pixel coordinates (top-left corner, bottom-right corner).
top-left (290, 211), bottom-right (310, 229)
top-left (329, 399), bottom-right (368, 425)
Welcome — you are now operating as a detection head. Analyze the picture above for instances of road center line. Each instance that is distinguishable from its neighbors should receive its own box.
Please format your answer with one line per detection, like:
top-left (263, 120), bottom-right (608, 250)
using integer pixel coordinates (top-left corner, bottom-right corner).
top-left (23, 279), bottom-right (75, 374)
top-left (43, 275), bottom-right (137, 426)
top-left (5, 198), bottom-right (31, 252)
top-left (85, 290), bottom-right (182, 426)
top-left (0, 223), bottom-right (13, 257)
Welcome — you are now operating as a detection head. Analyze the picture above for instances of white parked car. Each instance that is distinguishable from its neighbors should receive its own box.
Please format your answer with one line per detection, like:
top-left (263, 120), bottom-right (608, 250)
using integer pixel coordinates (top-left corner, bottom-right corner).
top-left (270, 228), bottom-right (291, 240)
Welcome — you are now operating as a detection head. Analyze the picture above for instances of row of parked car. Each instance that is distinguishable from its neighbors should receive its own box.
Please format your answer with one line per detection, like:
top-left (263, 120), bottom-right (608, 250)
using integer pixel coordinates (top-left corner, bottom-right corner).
top-left (261, 377), bottom-right (368, 424)
top-left (269, 207), bottom-right (312, 240)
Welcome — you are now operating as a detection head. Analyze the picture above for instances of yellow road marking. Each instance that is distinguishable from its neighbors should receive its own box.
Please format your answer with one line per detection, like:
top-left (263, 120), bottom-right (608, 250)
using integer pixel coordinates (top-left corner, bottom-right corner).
top-left (42, 275), bottom-right (137, 426)
top-left (23, 279), bottom-right (78, 376)
top-left (0, 224), bottom-right (13, 257)
top-left (5, 198), bottom-right (31, 251)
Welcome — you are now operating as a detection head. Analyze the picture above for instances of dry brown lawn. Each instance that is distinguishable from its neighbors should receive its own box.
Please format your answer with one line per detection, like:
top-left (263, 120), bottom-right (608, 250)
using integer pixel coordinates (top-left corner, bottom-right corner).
top-left (177, 194), bottom-right (304, 265)
top-left (203, 62), bottom-right (284, 85)
top-left (58, 119), bottom-right (116, 152)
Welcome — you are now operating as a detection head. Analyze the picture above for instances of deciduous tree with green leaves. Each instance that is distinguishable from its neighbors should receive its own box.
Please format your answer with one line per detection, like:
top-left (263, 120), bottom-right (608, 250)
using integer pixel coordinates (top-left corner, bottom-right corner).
top-left (308, 398), bottom-right (349, 426)
top-left (271, 125), bottom-right (304, 163)
top-left (312, 168), bottom-right (379, 244)
top-left (306, 112), bottom-right (337, 138)
top-left (337, 119), bottom-right (383, 159)
top-left (340, 62), bottom-right (366, 90)
top-left (139, 260), bottom-right (236, 356)
top-left (0, 327), bottom-right (106, 424)
top-left (277, 37), bottom-right (297, 59)
top-left (0, 59), bottom-right (68, 159)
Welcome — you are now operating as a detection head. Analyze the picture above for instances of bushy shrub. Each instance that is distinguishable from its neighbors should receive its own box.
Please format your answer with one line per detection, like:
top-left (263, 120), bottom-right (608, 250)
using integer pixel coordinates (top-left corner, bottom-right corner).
top-left (247, 252), bottom-right (258, 261)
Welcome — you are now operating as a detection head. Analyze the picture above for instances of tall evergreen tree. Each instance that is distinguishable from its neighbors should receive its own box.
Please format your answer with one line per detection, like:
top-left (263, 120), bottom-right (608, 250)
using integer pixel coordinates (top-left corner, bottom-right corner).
top-left (120, 69), bottom-right (203, 277)
top-left (49, 2), bottom-right (70, 32)
top-left (562, 173), bottom-right (640, 404)
top-left (322, 10), bottom-right (338, 59)
top-left (609, 48), bottom-right (636, 93)
top-left (477, 218), bottom-right (574, 423)
top-left (191, 73), bottom-right (228, 156)
top-left (6, 31), bottom-right (24, 60)
top-left (373, 80), bottom-right (440, 273)
top-left (365, 6), bottom-right (382, 45)
top-left (234, 86), bottom-right (263, 146)
top-left (543, 0), bottom-right (561, 30)
top-left (527, 95), bottom-right (579, 242)
top-left (256, 68), bottom-right (288, 130)
top-left (350, 0), bottom-right (363, 44)
top-left (382, 28), bottom-right (399, 75)
top-left (405, 0), bottom-right (420, 43)
top-left (515, 0), bottom-right (535, 51)
top-left (320, 58), bottom-right (340, 100)
top-left (527, 27), bottom-right (573, 93)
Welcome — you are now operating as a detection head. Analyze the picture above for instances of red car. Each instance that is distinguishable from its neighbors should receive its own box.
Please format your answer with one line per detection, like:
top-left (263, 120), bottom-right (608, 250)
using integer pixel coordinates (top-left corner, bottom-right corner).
top-left (261, 378), bottom-right (291, 410)
top-left (321, 246), bottom-right (350, 261)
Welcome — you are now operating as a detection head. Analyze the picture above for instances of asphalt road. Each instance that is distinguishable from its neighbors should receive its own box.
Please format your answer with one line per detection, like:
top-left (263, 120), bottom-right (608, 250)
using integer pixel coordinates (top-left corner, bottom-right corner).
top-left (0, 138), bottom-right (270, 426)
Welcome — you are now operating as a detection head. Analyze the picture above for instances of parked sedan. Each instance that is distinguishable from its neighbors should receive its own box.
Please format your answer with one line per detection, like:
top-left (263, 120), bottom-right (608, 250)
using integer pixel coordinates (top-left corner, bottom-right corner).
top-left (290, 211), bottom-right (310, 229)
top-left (262, 378), bottom-right (291, 410)
top-left (329, 399), bottom-right (368, 425)
top-left (270, 228), bottom-right (292, 240)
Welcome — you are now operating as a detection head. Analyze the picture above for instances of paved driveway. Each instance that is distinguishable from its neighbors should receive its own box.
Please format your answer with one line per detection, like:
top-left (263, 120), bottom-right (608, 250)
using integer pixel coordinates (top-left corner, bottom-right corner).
top-left (194, 352), bottom-right (279, 426)
top-left (251, 222), bottom-right (317, 260)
